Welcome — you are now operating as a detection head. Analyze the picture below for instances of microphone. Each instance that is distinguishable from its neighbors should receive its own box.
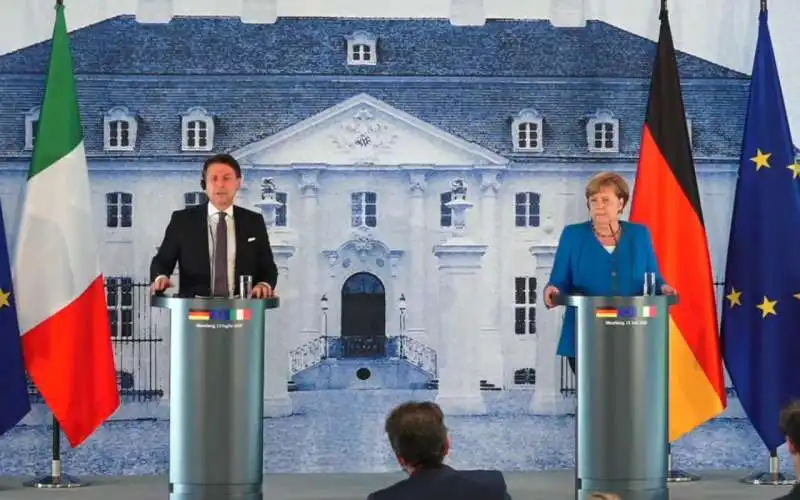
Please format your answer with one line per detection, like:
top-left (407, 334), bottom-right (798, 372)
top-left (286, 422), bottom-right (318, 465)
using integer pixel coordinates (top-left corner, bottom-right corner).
top-left (609, 222), bottom-right (620, 295)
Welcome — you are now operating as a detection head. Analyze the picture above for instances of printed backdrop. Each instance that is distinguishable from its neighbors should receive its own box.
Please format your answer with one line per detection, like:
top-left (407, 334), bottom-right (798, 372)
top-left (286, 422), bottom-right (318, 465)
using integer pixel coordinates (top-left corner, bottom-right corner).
top-left (0, 0), bottom-right (797, 477)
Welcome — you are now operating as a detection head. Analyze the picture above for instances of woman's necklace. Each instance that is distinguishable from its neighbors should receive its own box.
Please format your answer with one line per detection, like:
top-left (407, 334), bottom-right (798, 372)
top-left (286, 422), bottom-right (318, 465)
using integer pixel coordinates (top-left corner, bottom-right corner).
top-left (593, 222), bottom-right (620, 239)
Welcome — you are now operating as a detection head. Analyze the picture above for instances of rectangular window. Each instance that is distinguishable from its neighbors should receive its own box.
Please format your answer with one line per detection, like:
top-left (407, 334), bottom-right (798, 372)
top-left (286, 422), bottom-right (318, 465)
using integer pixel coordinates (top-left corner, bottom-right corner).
top-left (275, 192), bottom-right (288, 227)
top-left (514, 276), bottom-right (537, 335)
top-left (106, 276), bottom-right (134, 338)
top-left (184, 191), bottom-right (208, 207)
top-left (515, 192), bottom-right (541, 228)
top-left (351, 192), bottom-right (377, 227)
top-left (106, 192), bottom-right (133, 228)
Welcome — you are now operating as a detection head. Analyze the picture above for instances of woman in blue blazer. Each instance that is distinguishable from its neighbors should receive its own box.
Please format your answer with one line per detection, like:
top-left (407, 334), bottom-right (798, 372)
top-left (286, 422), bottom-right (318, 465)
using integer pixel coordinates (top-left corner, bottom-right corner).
top-left (543, 172), bottom-right (676, 373)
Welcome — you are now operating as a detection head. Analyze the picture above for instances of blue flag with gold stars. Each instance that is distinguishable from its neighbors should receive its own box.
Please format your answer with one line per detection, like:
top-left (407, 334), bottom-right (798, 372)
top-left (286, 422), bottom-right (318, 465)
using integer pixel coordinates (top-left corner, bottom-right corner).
top-left (720, 8), bottom-right (800, 452)
top-left (0, 198), bottom-right (31, 435)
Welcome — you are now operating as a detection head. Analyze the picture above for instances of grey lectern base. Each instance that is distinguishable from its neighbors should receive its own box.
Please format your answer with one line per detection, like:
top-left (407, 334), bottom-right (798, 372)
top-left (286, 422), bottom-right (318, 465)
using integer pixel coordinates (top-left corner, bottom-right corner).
top-left (152, 295), bottom-right (280, 500)
top-left (557, 294), bottom-right (678, 500)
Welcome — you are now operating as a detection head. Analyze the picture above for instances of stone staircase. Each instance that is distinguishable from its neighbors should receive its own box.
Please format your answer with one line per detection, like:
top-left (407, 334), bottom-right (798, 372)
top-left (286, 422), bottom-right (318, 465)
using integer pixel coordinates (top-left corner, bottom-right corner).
top-left (288, 334), bottom-right (438, 391)
top-left (291, 357), bottom-right (435, 390)
top-left (422, 379), bottom-right (501, 391)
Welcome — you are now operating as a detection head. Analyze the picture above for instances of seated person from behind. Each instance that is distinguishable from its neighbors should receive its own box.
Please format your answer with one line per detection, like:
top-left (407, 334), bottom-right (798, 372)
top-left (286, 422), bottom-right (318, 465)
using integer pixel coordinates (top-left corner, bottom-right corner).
top-left (367, 401), bottom-right (511, 500)
top-left (775, 400), bottom-right (800, 500)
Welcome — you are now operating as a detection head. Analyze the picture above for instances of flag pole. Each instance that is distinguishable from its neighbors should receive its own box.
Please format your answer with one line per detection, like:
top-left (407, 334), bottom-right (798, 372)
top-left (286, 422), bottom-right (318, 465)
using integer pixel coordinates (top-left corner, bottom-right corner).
top-left (666, 442), bottom-right (700, 483)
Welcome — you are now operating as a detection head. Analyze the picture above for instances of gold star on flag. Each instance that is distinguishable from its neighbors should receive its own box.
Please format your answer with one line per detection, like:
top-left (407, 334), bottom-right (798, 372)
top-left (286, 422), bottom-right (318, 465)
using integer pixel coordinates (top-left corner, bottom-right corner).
top-left (0, 288), bottom-right (9, 308)
top-left (751, 149), bottom-right (772, 170)
top-left (726, 288), bottom-right (742, 307)
top-left (789, 159), bottom-right (800, 179)
top-left (756, 296), bottom-right (778, 318)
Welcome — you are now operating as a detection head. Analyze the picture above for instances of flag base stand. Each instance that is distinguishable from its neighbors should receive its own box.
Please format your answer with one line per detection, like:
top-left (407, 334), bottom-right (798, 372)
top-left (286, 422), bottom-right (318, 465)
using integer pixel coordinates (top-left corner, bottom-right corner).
top-left (666, 446), bottom-right (700, 482)
top-left (23, 462), bottom-right (88, 489)
top-left (24, 416), bottom-right (89, 489)
top-left (740, 454), bottom-right (797, 486)
top-left (741, 471), bottom-right (796, 486)
top-left (667, 469), bottom-right (700, 482)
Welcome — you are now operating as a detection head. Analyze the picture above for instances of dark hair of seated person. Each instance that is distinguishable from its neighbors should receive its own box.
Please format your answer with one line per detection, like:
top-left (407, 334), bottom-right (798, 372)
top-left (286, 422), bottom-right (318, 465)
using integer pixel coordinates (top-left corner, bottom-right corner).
top-left (385, 401), bottom-right (448, 470)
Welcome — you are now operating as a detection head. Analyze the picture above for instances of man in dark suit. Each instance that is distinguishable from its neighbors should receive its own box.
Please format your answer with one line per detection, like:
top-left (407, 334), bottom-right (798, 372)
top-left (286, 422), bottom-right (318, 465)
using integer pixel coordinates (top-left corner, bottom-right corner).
top-left (150, 153), bottom-right (278, 298)
top-left (368, 401), bottom-right (511, 500)
top-left (775, 401), bottom-right (800, 500)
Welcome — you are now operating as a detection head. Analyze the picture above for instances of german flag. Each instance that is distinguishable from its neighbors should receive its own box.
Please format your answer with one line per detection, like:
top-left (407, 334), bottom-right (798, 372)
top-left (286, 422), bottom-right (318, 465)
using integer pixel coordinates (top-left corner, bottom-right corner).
top-left (629, 5), bottom-right (727, 442)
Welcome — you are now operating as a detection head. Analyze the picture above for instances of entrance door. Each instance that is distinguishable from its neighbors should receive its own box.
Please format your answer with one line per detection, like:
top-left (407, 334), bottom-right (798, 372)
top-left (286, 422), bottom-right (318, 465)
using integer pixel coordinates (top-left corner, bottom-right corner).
top-left (340, 272), bottom-right (386, 358)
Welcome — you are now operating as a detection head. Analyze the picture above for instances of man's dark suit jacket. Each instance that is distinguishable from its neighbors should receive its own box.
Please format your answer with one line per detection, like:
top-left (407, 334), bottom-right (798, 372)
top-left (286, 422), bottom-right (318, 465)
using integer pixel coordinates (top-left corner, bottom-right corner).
top-left (149, 203), bottom-right (278, 297)
top-left (367, 465), bottom-right (511, 500)
top-left (776, 484), bottom-right (800, 500)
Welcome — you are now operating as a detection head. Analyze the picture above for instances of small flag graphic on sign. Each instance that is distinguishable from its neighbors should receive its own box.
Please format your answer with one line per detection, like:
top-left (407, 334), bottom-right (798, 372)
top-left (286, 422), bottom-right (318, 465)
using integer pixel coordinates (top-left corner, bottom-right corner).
top-left (211, 309), bottom-right (232, 321)
top-left (641, 306), bottom-right (657, 318)
top-left (188, 310), bottom-right (210, 321)
top-left (595, 308), bottom-right (617, 318)
top-left (188, 309), bottom-right (251, 321)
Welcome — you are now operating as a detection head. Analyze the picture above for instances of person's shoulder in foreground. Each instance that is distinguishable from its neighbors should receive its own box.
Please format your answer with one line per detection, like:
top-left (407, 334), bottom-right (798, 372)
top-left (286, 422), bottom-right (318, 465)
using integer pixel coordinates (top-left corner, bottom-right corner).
top-left (774, 485), bottom-right (800, 500)
top-left (367, 465), bottom-right (510, 500)
top-left (774, 401), bottom-right (800, 499)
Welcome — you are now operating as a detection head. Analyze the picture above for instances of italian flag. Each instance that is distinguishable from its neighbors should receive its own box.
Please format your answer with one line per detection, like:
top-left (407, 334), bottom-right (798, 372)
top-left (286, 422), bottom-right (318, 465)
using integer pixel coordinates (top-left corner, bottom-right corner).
top-left (12, 1), bottom-right (120, 447)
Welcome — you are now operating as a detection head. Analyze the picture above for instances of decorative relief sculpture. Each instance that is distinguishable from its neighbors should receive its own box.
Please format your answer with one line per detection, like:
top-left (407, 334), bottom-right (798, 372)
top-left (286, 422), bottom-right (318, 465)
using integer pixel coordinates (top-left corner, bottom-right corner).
top-left (260, 177), bottom-right (277, 200)
top-left (330, 107), bottom-right (399, 162)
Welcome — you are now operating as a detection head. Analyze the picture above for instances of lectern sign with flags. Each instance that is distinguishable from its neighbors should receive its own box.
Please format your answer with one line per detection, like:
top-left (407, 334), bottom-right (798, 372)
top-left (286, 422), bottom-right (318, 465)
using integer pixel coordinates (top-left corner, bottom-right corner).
top-left (720, 6), bottom-right (800, 453)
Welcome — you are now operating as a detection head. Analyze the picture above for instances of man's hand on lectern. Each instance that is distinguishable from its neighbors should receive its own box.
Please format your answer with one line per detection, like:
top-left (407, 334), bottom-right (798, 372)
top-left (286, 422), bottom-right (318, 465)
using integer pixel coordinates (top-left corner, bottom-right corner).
top-left (251, 282), bottom-right (275, 299)
top-left (151, 275), bottom-right (173, 294)
top-left (544, 285), bottom-right (560, 308)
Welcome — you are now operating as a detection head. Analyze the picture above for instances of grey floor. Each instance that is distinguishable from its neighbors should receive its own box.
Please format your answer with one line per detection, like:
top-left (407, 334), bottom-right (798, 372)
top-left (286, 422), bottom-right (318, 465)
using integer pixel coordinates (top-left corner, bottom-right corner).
top-left (0, 470), bottom-right (795, 500)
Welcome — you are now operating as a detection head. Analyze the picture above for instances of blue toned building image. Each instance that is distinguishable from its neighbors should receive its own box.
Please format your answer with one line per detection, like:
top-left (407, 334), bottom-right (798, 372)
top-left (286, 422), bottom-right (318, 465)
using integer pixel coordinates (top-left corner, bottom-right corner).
top-left (0, 0), bottom-right (751, 469)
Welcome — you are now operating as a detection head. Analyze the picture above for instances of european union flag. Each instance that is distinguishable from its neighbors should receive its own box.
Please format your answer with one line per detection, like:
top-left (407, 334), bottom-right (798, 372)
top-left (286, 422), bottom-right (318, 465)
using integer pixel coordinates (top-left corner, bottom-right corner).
top-left (0, 199), bottom-right (31, 435)
top-left (720, 8), bottom-right (800, 452)
top-left (210, 309), bottom-right (232, 321)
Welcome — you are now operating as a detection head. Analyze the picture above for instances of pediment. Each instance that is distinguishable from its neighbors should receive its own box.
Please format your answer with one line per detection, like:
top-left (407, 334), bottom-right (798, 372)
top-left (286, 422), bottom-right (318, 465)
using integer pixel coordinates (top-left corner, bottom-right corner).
top-left (232, 93), bottom-right (508, 166)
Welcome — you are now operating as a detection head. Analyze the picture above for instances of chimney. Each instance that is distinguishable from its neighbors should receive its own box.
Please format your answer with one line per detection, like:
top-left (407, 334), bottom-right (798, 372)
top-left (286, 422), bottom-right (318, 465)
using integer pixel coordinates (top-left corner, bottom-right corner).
top-left (550, 0), bottom-right (587, 28)
top-left (136, 0), bottom-right (173, 24)
top-left (241, 0), bottom-right (278, 24)
top-left (449, 0), bottom-right (485, 27)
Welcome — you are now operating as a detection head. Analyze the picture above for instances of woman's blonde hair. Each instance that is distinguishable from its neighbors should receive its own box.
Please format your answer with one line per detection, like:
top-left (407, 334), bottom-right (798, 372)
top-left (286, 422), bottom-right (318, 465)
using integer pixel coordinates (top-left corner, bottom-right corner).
top-left (585, 171), bottom-right (630, 207)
